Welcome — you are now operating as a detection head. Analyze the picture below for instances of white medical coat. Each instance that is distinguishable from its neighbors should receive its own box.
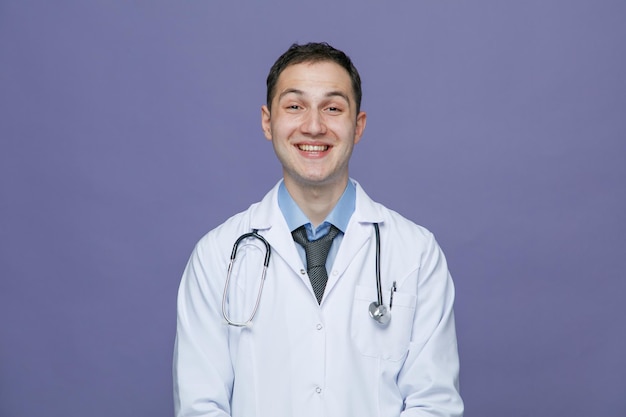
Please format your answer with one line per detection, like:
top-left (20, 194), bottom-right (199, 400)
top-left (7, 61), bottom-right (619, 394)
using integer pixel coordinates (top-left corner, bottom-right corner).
top-left (174, 181), bottom-right (463, 417)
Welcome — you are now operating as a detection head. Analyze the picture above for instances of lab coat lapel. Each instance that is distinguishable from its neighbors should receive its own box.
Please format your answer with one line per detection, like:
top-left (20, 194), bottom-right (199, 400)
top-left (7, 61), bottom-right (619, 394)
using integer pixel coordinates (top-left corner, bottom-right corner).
top-left (248, 182), bottom-right (306, 277)
top-left (324, 182), bottom-right (385, 300)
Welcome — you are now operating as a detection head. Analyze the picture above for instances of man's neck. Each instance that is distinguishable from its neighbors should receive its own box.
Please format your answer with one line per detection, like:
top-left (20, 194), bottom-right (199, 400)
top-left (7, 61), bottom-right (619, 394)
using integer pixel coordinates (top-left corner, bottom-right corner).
top-left (283, 176), bottom-right (349, 228)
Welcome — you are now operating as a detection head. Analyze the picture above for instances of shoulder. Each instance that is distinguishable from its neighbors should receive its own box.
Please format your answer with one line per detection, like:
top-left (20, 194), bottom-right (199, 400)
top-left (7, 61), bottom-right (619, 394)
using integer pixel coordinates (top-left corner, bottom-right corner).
top-left (379, 205), bottom-right (436, 246)
top-left (195, 182), bottom-right (281, 249)
top-left (196, 202), bottom-right (259, 250)
top-left (353, 180), bottom-right (435, 243)
top-left (373, 204), bottom-right (450, 280)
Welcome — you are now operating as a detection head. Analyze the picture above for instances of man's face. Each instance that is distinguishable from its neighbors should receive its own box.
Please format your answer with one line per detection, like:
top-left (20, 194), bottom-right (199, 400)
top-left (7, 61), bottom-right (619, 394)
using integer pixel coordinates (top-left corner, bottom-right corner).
top-left (261, 61), bottom-right (366, 191)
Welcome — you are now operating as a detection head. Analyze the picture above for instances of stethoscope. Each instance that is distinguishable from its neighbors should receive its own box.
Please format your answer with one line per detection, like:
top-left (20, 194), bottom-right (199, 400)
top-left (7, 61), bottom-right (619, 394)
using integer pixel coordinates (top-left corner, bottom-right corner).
top-left (221, 223), bottom-right (394, 327)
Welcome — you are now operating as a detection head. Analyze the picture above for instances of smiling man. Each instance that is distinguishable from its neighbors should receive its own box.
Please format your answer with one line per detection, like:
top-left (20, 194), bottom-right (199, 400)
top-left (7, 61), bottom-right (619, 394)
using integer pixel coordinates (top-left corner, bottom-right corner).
top-left (262, 59), bottom-right (366, 226)
top-left (174, 42), bottom-right (464, 417)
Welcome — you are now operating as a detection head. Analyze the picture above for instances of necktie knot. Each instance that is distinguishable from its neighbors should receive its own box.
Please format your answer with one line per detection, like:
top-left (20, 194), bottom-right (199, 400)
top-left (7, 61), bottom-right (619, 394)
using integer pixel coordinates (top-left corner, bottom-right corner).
top-left (292, 225), bottom-right (339, 303)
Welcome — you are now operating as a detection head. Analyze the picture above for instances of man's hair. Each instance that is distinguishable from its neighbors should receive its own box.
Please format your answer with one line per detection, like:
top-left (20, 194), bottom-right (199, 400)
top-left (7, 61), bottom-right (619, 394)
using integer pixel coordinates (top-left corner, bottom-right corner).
top-left (266, 42), bottom-right (362, 112)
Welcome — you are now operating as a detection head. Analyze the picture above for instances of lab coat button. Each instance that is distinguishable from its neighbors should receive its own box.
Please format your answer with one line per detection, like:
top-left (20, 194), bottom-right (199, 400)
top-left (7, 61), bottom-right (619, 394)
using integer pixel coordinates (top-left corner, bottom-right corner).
top-left (315, 387), bottom-right (322, 394)
top-left (300, 269), bottom-right (306, 275)
top-left (316, 323), bottom-right (323, 330)
top-left (332, 270), bottom-right (338, 276)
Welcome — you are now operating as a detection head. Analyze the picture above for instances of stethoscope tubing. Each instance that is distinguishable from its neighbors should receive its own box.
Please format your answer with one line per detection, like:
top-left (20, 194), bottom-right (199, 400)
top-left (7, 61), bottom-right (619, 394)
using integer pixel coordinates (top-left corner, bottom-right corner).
top-left (222, 230), bottom-right (271, 327)
top-left (222, 224), bottom-right (390, 327)
top-left (373, 223), bottom-right (383, 306)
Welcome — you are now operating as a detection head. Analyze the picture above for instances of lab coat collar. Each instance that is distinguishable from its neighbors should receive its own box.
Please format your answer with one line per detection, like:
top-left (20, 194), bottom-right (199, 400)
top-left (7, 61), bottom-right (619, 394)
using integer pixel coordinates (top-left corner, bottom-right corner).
top-left (249, 179), bottom-right (385, 231)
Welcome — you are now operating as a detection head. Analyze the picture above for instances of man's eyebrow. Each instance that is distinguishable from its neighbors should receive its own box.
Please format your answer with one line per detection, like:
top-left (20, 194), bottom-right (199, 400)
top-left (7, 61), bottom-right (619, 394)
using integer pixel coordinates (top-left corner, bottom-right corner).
top-left (278, 88), bottom-right (304, 101)
top-left (325, 91), bottom-right (350, 103)
top-left (277, 89), bottom-right (351, 103)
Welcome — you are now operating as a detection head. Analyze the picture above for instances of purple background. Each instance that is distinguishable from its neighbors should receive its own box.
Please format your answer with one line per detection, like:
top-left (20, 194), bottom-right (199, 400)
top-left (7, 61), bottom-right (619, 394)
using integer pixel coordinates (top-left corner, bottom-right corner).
top-left (1, 1), bottom-right (625, 416)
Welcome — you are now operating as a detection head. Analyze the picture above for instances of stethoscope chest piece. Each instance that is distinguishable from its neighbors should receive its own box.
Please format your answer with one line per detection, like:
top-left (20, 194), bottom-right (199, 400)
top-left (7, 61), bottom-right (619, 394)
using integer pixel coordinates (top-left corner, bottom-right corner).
top-left (369, 301), bottom-right (391, 325)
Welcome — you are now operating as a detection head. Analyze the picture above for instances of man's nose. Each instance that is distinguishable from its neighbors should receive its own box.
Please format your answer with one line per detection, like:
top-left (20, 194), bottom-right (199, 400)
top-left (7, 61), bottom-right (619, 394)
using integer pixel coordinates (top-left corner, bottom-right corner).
top-left (300, 110), bottom-right (327, 136)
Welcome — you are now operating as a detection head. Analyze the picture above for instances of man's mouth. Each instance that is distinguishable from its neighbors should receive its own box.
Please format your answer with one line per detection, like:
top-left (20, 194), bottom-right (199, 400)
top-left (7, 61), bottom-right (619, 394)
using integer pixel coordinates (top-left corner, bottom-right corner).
top-left (298, 144), bottom-right (329, 152)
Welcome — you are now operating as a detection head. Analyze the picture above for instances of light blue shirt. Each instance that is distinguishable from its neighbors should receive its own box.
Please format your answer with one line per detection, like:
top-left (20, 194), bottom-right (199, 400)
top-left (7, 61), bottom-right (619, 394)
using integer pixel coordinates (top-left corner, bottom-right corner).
top-left (277, 180), bottom-right (356, 271)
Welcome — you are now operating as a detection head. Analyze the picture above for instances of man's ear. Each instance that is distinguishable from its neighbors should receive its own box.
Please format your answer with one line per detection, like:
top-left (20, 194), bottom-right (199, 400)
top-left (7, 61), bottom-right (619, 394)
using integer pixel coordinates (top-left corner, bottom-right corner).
top-left (261, 105), bottom-right (272, 140)
top-left (354, 111), bottom-right (367, 144)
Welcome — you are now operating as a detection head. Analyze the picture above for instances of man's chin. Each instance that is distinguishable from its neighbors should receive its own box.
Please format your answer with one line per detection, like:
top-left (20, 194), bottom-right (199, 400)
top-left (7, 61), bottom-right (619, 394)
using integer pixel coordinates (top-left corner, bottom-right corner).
top-left (284, 172), bottom-right (348, 192)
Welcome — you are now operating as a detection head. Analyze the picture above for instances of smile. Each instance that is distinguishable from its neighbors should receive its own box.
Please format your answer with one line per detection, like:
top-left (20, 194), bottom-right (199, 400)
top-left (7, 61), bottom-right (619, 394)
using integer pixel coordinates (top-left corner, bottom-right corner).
top-left (298, 144), bottom-right (329, 152)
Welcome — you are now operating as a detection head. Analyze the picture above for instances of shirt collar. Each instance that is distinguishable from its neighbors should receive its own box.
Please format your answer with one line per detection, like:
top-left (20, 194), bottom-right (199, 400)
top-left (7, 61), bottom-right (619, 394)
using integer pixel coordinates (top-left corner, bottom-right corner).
top-left (278, 179), bottom-right (356, 235)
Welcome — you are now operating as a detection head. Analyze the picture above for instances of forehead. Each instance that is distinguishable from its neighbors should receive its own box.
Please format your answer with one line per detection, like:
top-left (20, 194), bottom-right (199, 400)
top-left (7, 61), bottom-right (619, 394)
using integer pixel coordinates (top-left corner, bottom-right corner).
top-left (274, 61), bottom-right (354, 102)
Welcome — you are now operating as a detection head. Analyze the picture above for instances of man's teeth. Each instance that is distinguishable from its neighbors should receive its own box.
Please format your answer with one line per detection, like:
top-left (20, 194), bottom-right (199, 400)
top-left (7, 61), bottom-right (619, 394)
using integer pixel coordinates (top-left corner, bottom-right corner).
top-left (298, 144), bottom-right (328, 152)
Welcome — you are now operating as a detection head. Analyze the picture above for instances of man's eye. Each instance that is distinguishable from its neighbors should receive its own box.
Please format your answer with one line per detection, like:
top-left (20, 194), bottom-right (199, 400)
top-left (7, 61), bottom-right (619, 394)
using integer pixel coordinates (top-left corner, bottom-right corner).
top-left (288, 105), bottom-right (301, 110)
top-left (327, 107), bottom-right (341, 112)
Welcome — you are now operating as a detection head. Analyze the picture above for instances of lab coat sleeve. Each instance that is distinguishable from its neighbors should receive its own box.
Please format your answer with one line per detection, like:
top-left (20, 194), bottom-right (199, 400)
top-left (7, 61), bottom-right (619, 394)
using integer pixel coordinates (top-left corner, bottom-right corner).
top-left (398, 232), bottom-right (464, 417)
top-left (173, 235), bottom-right (233, 417)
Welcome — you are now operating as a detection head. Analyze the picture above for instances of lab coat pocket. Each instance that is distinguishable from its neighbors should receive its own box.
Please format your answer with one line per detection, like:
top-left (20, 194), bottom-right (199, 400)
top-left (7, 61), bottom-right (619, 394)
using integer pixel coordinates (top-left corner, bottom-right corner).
top-left (351, 285), bottom-right (416, 361)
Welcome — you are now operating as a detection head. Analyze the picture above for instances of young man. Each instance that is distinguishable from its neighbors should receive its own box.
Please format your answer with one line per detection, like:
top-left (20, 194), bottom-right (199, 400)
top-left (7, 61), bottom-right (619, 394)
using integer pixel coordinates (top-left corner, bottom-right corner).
top-left (174, 42), bottom-right (463, 417)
